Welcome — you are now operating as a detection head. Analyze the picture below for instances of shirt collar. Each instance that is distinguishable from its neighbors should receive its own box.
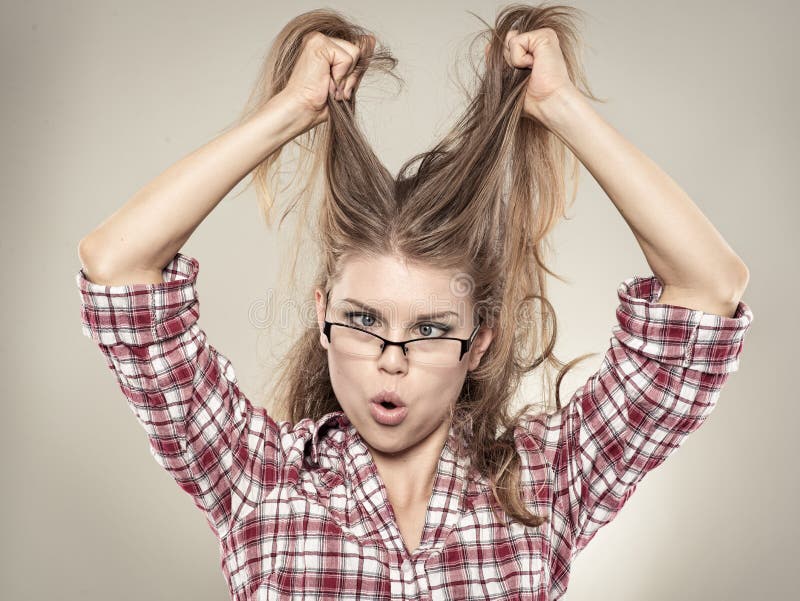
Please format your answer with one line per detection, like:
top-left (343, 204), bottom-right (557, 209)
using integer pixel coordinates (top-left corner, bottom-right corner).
top-left (306, 410), bottom-right (352, 467)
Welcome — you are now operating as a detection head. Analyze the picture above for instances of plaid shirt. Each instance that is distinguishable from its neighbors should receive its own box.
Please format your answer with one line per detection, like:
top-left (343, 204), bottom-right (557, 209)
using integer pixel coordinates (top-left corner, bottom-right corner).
top-left (76, 252), bottom-right (753, 600)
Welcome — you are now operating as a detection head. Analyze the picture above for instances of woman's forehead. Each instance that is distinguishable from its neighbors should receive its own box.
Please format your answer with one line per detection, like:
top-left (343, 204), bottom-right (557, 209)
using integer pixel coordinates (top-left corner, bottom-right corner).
top-left (330, 254), bottom-right (472, 312)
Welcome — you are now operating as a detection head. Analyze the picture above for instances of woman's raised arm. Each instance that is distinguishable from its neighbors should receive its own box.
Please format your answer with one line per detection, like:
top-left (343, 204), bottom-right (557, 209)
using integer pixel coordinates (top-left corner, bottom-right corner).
top-left (77, 31), bottom-right (372, 286)
top-left (77, 91), bottom-right (312, 285)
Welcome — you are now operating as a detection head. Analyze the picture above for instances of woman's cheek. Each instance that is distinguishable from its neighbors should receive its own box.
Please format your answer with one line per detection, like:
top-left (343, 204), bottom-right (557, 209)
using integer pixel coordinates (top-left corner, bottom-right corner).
top-left (327, 355), bottom-right (368, 411)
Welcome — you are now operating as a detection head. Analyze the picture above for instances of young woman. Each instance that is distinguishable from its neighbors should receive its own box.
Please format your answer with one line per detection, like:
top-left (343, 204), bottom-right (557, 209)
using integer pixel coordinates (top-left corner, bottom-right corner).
top-left (76, 5), bottom-right (753, 600)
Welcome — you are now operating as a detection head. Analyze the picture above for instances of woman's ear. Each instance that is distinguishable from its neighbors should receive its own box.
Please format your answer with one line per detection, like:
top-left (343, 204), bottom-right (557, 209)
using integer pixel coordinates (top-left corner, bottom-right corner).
top-left (467, 326), bottom-right (495, 371)
top-left (314, 288), bottom-right (330, 350)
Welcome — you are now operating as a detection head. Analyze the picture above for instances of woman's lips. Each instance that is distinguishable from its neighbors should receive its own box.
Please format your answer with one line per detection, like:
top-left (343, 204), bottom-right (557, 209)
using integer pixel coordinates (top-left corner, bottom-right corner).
top-left (369, 390), bottom-right (406, 407)
top-left (369, 401), bottom-right (409, 425)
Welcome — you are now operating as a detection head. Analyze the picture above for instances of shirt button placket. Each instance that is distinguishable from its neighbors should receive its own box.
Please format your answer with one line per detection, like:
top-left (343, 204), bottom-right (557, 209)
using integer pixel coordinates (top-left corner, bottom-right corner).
top-left (401, 559), bottom-right (418, 596)
top-left (414, 558), bottom-right (430, 596)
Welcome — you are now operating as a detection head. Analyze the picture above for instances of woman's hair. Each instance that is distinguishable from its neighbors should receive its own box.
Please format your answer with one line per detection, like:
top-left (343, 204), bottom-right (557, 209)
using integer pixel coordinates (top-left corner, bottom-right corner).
top-left (229, 2), bottom-right (605, 529)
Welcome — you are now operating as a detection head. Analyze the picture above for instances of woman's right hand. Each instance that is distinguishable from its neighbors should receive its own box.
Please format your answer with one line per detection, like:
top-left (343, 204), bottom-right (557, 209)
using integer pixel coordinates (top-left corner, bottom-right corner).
top-left (280, 31), bottom-right (375, 131)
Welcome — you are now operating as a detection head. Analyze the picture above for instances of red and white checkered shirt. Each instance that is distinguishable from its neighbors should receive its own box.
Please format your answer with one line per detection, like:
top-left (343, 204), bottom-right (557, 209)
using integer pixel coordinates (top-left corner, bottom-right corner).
top-left (76, 252), bottom-right (754, 600)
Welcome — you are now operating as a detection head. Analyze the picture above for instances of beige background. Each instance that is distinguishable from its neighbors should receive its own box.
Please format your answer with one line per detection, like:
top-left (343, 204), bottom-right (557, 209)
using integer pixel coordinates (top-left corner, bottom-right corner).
top-left (2, 1), bottom-right (795, 599)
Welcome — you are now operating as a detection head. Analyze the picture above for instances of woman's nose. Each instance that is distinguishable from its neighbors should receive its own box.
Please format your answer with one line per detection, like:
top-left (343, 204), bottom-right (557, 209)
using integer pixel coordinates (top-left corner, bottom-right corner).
top-left (377, 343), bottom-right (408, 372)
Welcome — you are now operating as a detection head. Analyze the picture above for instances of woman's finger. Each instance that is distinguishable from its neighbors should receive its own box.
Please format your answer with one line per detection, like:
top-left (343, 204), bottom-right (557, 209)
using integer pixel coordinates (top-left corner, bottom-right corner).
top-left (503, 29), bottom-right (519, 67)
top-left (343, 35), bottom-right (375, 100)
top-left (327, 37), bottom-right (361, 98)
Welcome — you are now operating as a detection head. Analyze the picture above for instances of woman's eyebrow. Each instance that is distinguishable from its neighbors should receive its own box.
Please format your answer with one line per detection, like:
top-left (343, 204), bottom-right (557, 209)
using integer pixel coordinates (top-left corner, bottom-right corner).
top-left (339, 297), bottom-right (460, 321)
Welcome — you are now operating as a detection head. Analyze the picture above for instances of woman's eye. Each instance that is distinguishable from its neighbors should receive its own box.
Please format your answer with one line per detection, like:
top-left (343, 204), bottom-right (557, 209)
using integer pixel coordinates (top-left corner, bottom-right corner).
top-left (418, 323), bottom-right (449, 337)
top-left (347, 312), bottom-right (376, 327)
top-left (346, 313), bottom-right (450, 337)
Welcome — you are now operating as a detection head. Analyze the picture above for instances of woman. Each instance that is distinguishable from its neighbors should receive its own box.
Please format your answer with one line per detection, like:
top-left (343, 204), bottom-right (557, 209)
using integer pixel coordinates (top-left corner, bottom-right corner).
top-left (75, 4), bottom-right (753, 599)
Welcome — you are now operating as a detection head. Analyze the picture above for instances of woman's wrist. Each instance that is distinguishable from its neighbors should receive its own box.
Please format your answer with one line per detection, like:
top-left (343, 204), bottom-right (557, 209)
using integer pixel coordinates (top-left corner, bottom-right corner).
top-left (535, 85), bottom-right (591, 135)
top-left (261, 91), bottom-right (318, 141)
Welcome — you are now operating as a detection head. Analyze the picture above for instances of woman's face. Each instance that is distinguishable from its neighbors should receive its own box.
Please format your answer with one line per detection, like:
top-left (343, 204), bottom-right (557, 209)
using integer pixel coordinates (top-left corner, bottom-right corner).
top-left (314, 254), bottom-right (494, 457)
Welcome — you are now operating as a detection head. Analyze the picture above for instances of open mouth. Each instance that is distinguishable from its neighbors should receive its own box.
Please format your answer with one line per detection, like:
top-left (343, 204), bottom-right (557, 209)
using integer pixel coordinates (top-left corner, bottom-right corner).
top-left (370, 399), bottom-right (409, 425)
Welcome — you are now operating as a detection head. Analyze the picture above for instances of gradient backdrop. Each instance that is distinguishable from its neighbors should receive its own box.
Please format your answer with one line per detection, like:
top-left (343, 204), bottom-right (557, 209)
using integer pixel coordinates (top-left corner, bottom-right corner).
top-left (2, 1), bottom-right (794, 599)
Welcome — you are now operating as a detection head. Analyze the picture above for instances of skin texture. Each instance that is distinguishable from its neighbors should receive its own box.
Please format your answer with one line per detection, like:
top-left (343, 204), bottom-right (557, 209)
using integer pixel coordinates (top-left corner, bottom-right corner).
top-left (314, 254), bottom-right (494, 509)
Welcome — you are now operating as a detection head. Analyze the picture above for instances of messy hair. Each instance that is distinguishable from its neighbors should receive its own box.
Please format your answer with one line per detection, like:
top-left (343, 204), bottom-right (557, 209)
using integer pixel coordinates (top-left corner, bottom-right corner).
top-left (230, 2), bottom-right (604, 529)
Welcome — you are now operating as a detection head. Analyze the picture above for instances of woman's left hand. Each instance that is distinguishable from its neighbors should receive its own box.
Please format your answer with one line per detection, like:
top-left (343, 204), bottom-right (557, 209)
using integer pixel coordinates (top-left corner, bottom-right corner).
top-left (488, 27), bottom-right (577, 123)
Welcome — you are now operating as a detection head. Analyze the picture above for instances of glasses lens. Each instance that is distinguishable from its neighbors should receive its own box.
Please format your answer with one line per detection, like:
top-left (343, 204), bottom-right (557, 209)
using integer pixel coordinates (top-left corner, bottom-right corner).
top-left (406, 338), bottom-right (462, 367)
top-left (329, 325), bottom-right (465, 366)
top-left (330, 324), bottom-right (383, 358)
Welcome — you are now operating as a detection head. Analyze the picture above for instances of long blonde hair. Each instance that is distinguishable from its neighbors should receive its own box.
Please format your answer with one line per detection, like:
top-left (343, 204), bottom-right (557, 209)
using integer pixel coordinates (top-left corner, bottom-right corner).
top-left (231, 2), bottom-right (605, 529)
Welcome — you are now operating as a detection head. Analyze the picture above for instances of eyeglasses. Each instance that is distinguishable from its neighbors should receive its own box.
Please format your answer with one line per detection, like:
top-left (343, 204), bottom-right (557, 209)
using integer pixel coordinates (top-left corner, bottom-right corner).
top-left (322, 293), bottom-right (481, 367)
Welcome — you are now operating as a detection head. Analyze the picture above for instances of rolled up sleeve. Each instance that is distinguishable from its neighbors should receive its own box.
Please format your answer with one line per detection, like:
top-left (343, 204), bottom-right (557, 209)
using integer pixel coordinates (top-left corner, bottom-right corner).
top-left (76, 253), bottom-right (290, 540)
top-left (521, 274), bottom-right (754, 573)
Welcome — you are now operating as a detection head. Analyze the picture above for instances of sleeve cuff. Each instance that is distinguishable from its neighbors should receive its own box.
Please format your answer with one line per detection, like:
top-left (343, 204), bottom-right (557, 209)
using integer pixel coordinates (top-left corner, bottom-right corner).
top-left (75, 252), bottom-right (200, 347)
top-left (612, 275), bottom-right (754, 374)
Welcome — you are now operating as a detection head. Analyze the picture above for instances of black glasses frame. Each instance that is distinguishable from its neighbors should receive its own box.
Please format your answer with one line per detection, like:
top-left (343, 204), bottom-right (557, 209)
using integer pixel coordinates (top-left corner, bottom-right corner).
top-left (322, 291), bottom-right (482, 362)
